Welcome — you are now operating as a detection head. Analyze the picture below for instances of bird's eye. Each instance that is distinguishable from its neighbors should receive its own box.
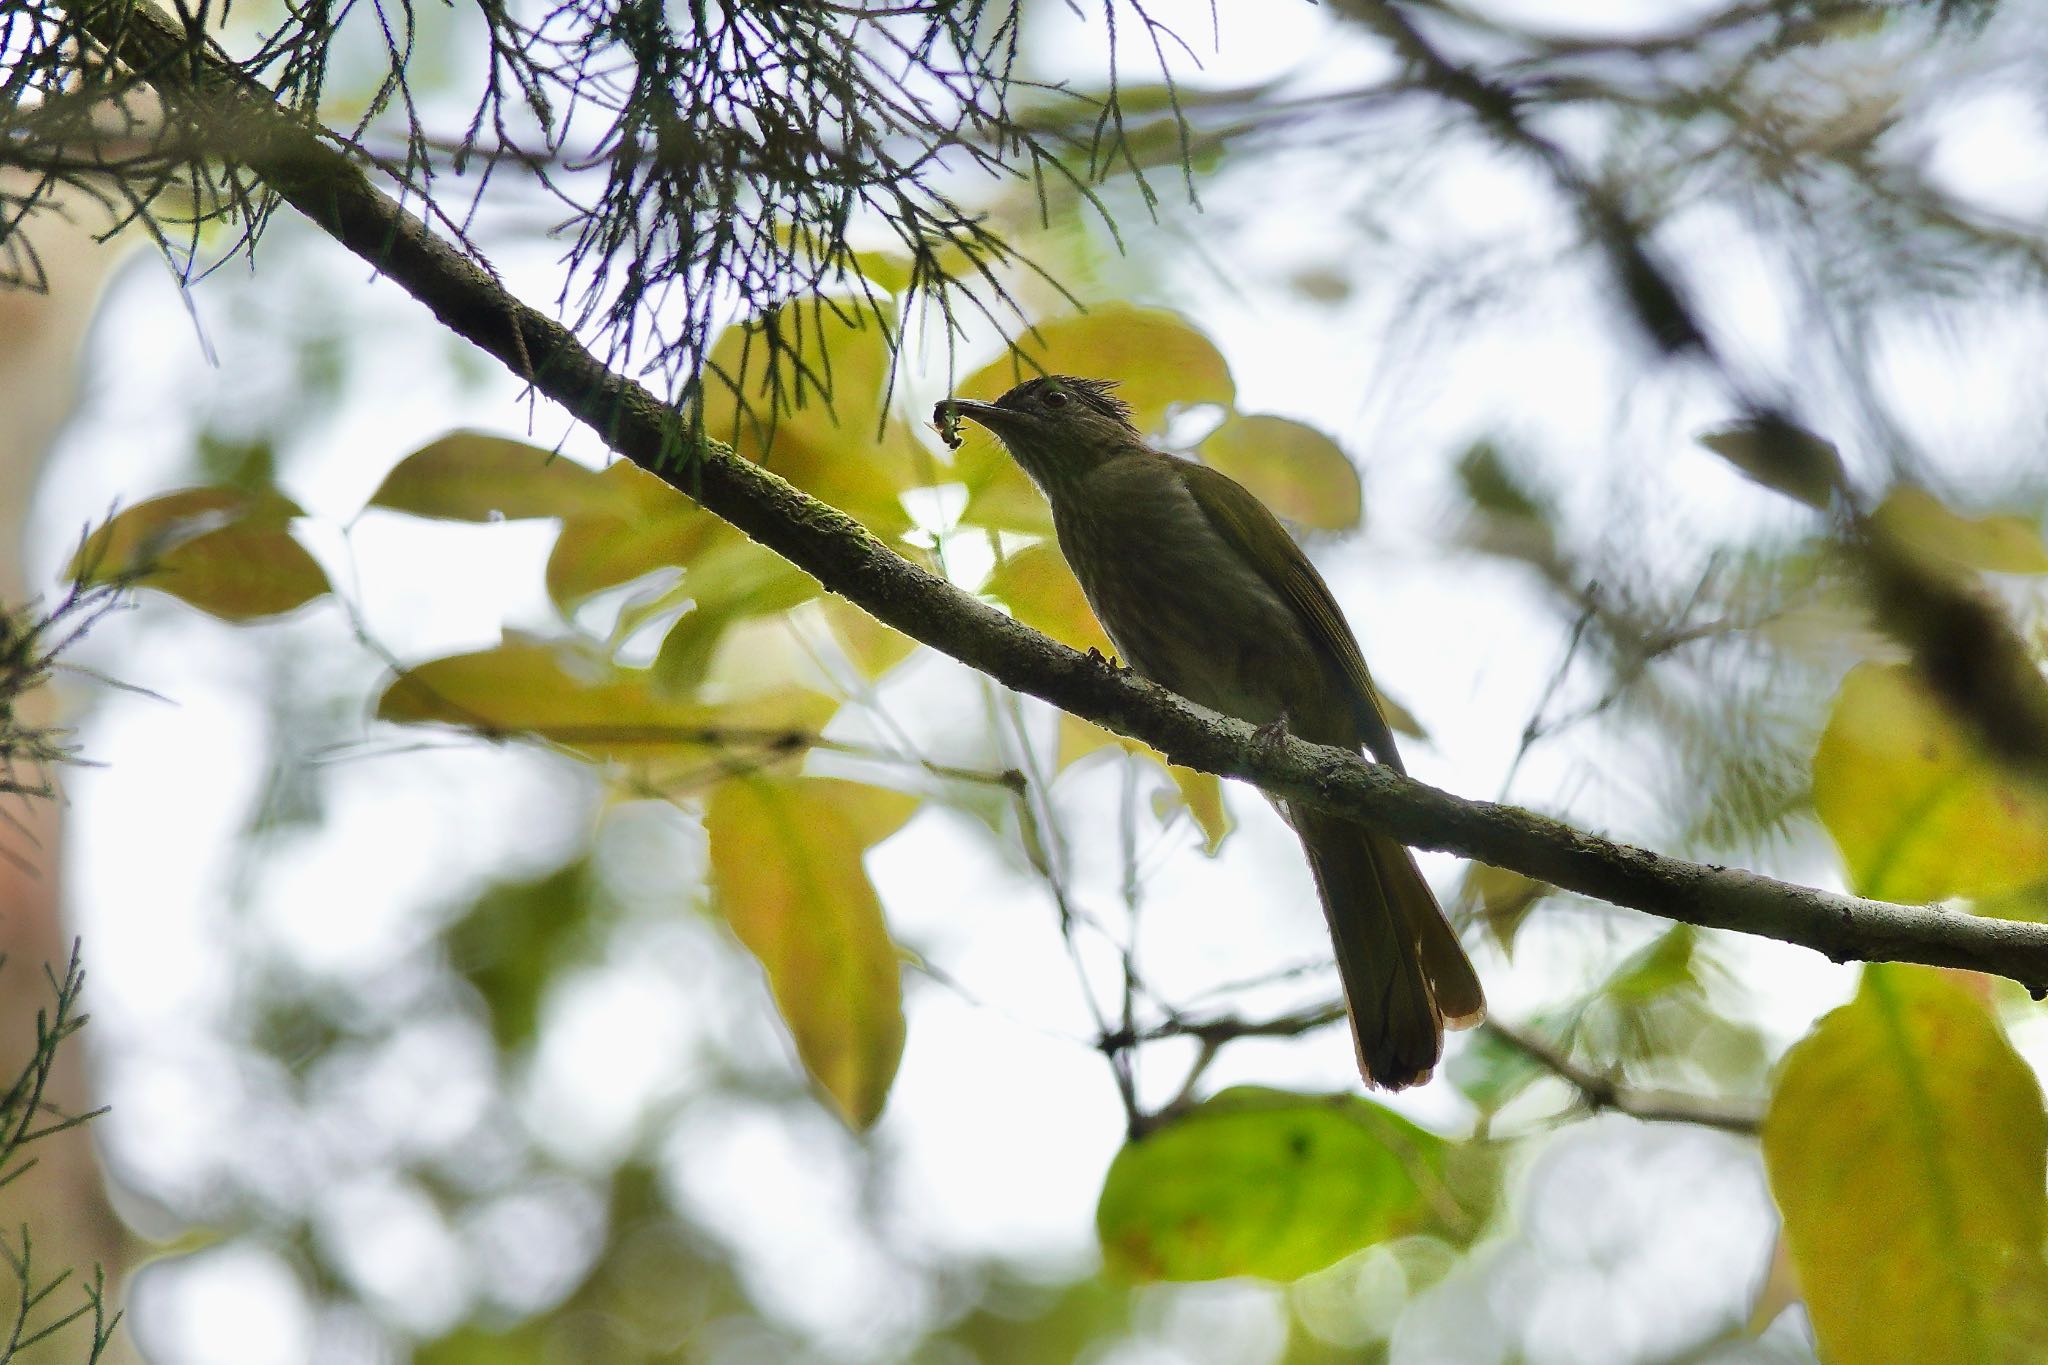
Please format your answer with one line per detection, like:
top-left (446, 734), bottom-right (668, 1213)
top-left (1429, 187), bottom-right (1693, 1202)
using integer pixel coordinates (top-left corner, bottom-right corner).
top-left (1042, 390), bottom-right (1069, 409)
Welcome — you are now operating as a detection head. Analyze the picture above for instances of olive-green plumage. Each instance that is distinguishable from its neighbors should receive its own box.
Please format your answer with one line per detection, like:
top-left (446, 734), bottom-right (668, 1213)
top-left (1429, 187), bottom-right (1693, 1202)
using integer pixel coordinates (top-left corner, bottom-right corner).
top-left (943, 374), bottom-right (1485, 1089)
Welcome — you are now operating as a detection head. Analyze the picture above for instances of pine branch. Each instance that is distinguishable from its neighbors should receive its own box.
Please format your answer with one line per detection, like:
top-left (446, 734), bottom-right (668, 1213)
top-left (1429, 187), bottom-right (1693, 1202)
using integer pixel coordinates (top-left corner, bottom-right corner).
top-left (62, 0), bottom-right (2048, 996)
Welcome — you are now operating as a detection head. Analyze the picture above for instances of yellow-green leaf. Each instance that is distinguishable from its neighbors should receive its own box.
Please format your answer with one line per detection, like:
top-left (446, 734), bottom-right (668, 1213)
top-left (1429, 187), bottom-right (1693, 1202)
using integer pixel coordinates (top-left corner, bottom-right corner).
top-left (376, 636), bottom-right (837, 769)
top-left (1763, 965), bottom-right (2048, 1364)
top-left (649, 538), bottom-right (821, 693)
top-left (1457, 863), bottom-right (1552, 956)
top-left (1196, 414), bottom-right (1361, 532)
top-left (1870, 485), bottom-right (2048, 576)
top-left (368, 432), bottom-right (620, 522)
top-left (705, 775), bottom-right (908, 1128)
top-left (983, 542), bottom-right (1112, 655)
top-left (1097, 1087), bottom-right (1462, 1282)
top-left (1698, 419), bottom-right (1844, 509)
top-left (1813, 663), bottom-right (2048, 902)
top-left (545, 462), bottom-right (714, 609)
top-left (72, 487), bottom-right (330, 620)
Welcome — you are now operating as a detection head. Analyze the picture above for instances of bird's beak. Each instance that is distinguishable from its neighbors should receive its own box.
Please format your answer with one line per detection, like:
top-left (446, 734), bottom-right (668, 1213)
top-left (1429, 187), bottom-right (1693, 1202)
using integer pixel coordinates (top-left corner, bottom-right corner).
top-left (936, 397), bottom-right (1023, 432)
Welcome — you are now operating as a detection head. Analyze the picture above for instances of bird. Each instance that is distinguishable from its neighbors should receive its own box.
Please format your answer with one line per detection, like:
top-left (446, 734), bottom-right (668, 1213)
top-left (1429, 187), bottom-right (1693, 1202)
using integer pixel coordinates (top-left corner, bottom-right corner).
top-left (938, 374), bottom-right (1484, 1088)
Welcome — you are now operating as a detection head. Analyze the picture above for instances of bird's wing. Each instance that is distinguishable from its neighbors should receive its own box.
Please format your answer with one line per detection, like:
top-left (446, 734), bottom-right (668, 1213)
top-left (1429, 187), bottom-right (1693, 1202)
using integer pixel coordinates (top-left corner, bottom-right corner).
top-left (1177, 459), bottom-right (1407, 773)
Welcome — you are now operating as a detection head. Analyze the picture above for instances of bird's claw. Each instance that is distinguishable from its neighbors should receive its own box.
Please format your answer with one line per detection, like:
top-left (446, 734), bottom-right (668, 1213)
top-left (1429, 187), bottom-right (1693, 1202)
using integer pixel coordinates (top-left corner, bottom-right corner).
top-left (1087, 646), bottom-right (1130, 675)
top-left (1252, 715), bottom-right (1292, 756)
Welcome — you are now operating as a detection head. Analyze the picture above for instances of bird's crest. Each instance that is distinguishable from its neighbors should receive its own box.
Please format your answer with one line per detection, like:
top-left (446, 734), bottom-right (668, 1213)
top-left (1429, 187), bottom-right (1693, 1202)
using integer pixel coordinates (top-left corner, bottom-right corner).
top-left (1001, 374), bottom-right (1135, 428)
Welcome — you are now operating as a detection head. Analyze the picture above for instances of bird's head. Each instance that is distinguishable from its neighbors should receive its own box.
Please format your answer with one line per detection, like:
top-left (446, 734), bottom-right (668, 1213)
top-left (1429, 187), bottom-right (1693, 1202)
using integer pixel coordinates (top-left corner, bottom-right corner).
top-left (937, 375), bottom-right (1142, 493)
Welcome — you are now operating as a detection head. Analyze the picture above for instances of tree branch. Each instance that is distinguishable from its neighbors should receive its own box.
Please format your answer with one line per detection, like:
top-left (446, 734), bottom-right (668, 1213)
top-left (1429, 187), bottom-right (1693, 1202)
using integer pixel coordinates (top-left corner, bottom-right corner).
top-left (1485, 1021), bottom-right (1764, 1136)
top-left (65, 0), bottom-right (2048, 995)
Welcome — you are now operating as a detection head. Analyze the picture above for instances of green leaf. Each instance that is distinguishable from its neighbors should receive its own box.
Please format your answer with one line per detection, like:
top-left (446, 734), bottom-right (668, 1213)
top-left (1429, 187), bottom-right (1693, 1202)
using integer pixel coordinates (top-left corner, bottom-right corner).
top-left (1697, 418), bottom-right (1844, 509)
top-left (368, 431), bottom-right (621, 521)
top-left (648, 537), bottom-right (822, 694)
top-left (1196, 414), bottom-right (1361, 532)
top-left (1763, 965), bottom-right (2048, 1364)
top-left (1096, 1087), bottom-right (1464, 1282)
top-left (445, 860), bottom-right (598, 1050)
top-left (376, 635), bottom-right (838, 772)
top-left (1445, 1024), bottom-right (1548, 1115)
top-left (1813, 663), bottom-right (2048, 902)
top-left (71, 486), bottom-right (331, 620)
top-left (1869, 486), bottom-right (2048, 576)
top-left (705, 775), bottom-right (910, 1128)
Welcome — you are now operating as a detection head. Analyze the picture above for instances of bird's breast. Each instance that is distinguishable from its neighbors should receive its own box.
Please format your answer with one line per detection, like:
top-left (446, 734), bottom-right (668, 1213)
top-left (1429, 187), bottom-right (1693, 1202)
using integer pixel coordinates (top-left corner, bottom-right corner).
top-left (1052, 459), bottom-right (1316, 729)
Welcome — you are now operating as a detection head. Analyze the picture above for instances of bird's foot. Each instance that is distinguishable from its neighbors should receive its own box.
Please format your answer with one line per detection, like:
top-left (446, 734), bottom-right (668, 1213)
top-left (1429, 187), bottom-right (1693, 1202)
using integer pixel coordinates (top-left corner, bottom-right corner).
top-left (1087, 646), bottom-right (1130, 675)
top-left (1251, 713), bottom-right (1292, 756)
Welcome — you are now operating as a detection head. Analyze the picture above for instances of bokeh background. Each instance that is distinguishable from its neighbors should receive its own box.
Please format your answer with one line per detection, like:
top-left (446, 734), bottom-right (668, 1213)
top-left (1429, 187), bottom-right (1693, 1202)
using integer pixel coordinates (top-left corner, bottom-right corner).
top-left (7, 0), bottom-right (2048, 1361)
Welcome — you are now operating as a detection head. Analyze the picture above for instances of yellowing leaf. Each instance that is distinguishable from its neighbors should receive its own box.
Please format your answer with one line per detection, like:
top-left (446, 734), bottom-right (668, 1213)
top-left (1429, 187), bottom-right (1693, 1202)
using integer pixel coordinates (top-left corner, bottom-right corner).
top-left (1196, 415), bottom-right (1361, 532)
top-left (376, 636), bottom-right (837, 770)
top-left (705, 775), bottom-right (908, 1128)
top-left (1813, 663), bottom-right (2048, 902)
top-left (821, 597), bottom-right (918, 679)
top-left (545, 462), bottom-right (716, 609)
top-left (1096, 1088), bottom-right (1465, 1282)
top-left (1763, 965), bottom-right (2048, 1364)
top-left (1163, 766), bottom-right (1231, 855)
top-left (983, 542), bottom-right (1113, 655)
top-left (699, 298), bottom-right (920, 537)
top-left (368, 432), bottom-right (620, 522)
top-left (1870, 486), bottom-right (2048, 576)
top-left (71, 486), bottom-right (330, 620)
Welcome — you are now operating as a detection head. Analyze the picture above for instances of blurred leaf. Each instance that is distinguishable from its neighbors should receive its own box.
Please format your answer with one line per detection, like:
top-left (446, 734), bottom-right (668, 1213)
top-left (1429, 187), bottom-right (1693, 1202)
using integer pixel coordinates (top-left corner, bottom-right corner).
top-left (705, 774), bottom-right (908, 1127)
top-left (1599, 925), bottom-right (1699, 1001)
top-left (1378, 690), bottom-right (1429, 741)
top-left (649, 538), bottom-right (821, 693)
top-left (377, 635), bottom-right (837, 770)
top-left (851, 250), bottom-right (915, 295)
top-left (1196, 414), bottom-right (1361, 532)
top-left (1446, 1024), bottom-right (1548, 1115)
top-left (1813, 663), bottom-right (2048, 902)
top-left (546, 461), bottom-right (718, 609)
top-left (368, 431), bottom-right (621, 522)
top-left (1746, 1233), bottom-right (1801, 1336)
top-left (1096, 1087), bottom-right (1465, 1282)
top-left (1698, 417), bottom-right (1843, 510)
top-left (1763, 965), bottom-right (2048, 1363)
top-left (71, 486), bottom-right (331, 620)
top-left (1059, 713), bottom-right (1129, 770)
top-left (1869, 486), bottom-right (2048, 576)
top-left (1455, 440), bottom-right (1552, 523)
top-left (822, 596), bottom-right (919, 679)
top-left (700, 297), bottom-right (922, 537)
top-left (446, 859), bottom-right (598, 1050)
top-left (1165, 767), bottom-right (1231, 855)
top-left (984, 542), bottom-right (1113, 655)
top-left (1457, 863), bottom-right (1552, 956)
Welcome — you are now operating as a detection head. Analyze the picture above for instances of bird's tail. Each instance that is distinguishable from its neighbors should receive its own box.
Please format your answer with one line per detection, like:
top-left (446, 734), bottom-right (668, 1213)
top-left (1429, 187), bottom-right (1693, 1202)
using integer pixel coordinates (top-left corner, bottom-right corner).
top-left (1298, 811), bottom-right (1486, 1089)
